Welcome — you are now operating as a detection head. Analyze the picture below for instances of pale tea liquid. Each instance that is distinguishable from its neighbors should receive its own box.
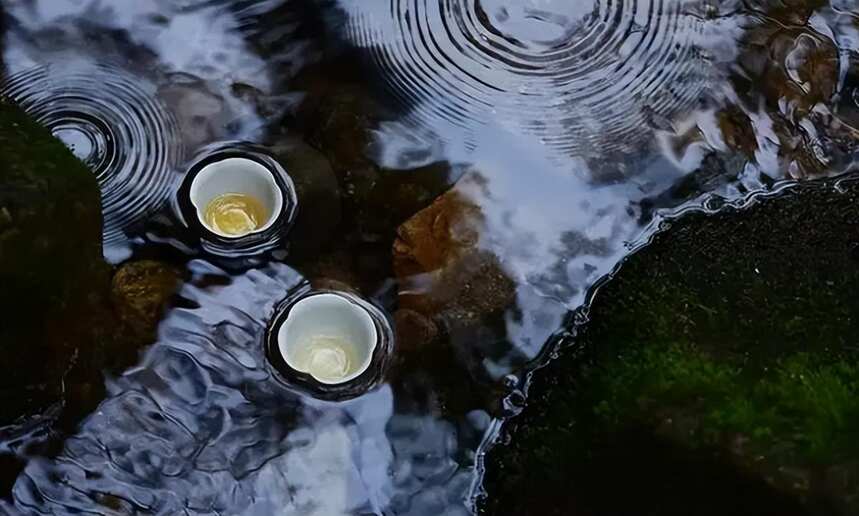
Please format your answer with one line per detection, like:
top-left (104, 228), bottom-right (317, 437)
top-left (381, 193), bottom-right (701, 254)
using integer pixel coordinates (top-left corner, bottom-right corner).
top-left (204, 193), bottom-right (269, 236)
top-left (292, 336), bottom-right (360, 382)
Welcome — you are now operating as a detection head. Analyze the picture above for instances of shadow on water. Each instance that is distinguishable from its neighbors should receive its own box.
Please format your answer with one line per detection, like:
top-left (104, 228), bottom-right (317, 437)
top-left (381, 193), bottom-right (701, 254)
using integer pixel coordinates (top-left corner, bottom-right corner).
top-left (484, 423), bottom-right (814, 516)
top-left (0, 0), bottom-right (858, 514)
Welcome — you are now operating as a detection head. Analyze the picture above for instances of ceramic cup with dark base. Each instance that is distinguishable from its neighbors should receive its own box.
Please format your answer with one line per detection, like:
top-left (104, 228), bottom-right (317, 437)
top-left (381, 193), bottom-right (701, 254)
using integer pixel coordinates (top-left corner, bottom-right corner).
top-left (266, 290), bottom-right (394, 399)
top-left (189, 157), bottom-right (283, 238)
top-left (176, 143), bottom-right (299, 258)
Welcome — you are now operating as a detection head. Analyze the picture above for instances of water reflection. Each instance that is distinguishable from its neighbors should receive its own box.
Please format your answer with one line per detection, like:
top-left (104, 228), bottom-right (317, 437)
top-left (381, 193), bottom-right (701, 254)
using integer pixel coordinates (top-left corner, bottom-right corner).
top-left (5, 261), bottom-right (481, 515)
top-left (1, 0), bottom-right (859, 513)
top-left (335, 0), bottom-right (859, 507)
top-left (339, 0), bottom-right (740, 168)
top-left (339, 0), bottom-right (859, 312)
top-left (338, 0), bottom-right (742, 310)
top-left (1, 0), bottom-right (317, 260)
top-left (1, 63), bottom-right (183, 258)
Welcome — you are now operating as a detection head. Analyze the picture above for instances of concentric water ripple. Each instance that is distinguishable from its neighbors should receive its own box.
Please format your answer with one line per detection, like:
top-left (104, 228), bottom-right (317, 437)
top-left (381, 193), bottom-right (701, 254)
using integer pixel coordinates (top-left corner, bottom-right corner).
top-left (1, 63), bottom-right (184, 251)
top-left (341, 0), bottom-right (724, 165)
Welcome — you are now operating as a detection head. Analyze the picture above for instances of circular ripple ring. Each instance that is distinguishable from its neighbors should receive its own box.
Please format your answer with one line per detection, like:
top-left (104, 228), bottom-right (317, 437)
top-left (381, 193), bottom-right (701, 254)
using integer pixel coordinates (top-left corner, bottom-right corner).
top-left (1, 63), bottom-right (184, 246)
top-left (346, 0), bottom-right (712, 158)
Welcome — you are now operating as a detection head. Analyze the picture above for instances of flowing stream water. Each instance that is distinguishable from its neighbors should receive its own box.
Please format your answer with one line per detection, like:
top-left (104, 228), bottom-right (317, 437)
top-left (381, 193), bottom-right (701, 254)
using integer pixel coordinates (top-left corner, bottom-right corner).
top-left (1, 0), bottom-right (858, 514)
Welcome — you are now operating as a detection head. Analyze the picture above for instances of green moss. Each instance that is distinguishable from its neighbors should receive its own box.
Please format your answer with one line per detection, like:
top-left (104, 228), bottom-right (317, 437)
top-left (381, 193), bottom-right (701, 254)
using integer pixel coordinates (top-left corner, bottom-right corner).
top-left (0, 99), bottom-right (107, 419)
top-left (730, 354), bottom-right (859, 462)
top-left (0, 100), bottom-right (164, 429)
top-left (592, 343), bottom-right (738, 429)
top-left (591, 344), bottom-right (859, 464)
top-left (485, 177), bottom-right (859, 515)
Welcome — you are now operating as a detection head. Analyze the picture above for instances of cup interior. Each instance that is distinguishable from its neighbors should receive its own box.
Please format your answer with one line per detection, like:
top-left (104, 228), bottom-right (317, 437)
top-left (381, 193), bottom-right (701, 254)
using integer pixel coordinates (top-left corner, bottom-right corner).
top-left (277, 293), bottom-right (378, 385)
top-left (189, 157), bottom-right (283, 237)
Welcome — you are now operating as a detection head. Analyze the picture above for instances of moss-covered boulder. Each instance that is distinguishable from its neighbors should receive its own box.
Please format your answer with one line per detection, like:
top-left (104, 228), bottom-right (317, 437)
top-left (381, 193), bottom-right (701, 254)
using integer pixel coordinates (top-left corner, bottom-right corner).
top-left (0, 99), bottom-right (114, 422)
top-left (483, 179), bottom-right (859, 516)
top-left (0, 101), bottom-right (178, 430)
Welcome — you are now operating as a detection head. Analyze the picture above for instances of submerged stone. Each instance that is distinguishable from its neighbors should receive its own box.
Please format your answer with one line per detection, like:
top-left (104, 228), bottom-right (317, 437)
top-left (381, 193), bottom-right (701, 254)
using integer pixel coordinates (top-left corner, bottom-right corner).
top-left (393, 184), bottom-right (515, 329)
top-left (288, 58), bottom-right (455, 290)
top-left (393, 309), bottom-right (439, 352)
top-left (269, 133), bottom-right (342, 256)
top-left (484, 179), bottom-right (859, 516)
top-left (112, 260), bottom-right (181, 340)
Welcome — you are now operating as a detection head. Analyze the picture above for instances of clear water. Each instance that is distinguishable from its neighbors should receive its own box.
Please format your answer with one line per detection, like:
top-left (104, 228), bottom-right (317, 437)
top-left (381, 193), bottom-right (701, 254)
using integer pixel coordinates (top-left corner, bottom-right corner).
top-left (1, 0), bottom-right (858, 514)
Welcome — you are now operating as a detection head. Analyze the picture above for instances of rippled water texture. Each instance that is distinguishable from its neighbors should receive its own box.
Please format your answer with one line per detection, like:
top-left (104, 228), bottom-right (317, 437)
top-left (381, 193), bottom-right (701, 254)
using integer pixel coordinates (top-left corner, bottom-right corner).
top-left (1, 64), bottom-right (183, 254)
top-left (1, 0), bottom-right (311, 260)
top-left (2, 0), bottom-right (859, 514)
top-left (8, 262), bottom-right (481, 515)
top-left (340, 0), bottom-right (858, 308)
top-left (346, 0), bottom-right (723, 159)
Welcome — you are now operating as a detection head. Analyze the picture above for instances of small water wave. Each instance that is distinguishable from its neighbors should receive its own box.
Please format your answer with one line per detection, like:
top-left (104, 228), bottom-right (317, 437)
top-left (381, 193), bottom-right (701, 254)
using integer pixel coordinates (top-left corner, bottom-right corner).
top-left (6, 260), bottom-right (482, 515)
top-left (341, 0), bottom-right (728, 164)
top-left (1, 63), bottom-right (184, 253)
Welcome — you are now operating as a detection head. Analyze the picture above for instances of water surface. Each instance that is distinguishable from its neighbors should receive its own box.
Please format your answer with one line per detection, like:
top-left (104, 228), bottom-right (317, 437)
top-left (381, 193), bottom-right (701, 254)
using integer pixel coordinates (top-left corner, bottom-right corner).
top-left (1, 0), bottom-right (858, 513)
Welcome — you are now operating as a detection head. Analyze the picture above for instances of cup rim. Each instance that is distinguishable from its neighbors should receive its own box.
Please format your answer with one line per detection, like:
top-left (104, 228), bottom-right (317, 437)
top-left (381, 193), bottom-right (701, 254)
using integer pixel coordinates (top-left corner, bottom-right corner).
top-left (276, 292), bottom-right (378, 385)
top-left (188, 156), bottom-right (284, 239)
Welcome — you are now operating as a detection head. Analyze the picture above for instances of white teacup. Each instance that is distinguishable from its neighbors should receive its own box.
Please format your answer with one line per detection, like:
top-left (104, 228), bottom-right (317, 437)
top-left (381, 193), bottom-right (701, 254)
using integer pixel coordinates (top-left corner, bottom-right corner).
top-left (277, 293), bottom-right (378, 385)
top-left (189, 157), bottom-right (283, 238)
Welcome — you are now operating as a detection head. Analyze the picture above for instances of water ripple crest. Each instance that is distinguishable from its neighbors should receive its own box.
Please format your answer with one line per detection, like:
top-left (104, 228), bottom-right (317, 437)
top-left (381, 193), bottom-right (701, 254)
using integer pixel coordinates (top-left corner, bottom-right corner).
top-left (342, 0), bottom-right (720, 161)
top-left (1, 63), bottom-right (184, 251)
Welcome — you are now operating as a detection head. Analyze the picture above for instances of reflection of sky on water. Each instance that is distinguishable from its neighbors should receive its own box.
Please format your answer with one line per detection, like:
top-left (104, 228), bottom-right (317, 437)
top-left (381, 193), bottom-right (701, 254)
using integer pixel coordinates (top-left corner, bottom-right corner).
top-left (338, 0), bottom-right (750, 326)
top-left (2, 2), bottom-right (491, 512)
top-left (2, 0), bottom-right (311, 261)
top-left (6, 261), bottom-right (481, 514)
top-left (337, 0), bottom-right (859, 369)
top-left (3, 0), bottom-right (293, 141)
top-left (5, 0), bottom-right (275, 76)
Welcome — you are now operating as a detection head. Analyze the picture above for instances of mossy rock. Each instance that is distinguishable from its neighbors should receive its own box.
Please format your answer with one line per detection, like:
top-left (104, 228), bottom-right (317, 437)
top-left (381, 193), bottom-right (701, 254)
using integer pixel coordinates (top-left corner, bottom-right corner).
top-left (0, 99), bottom-right (113, 422)
top-left (0, 100), bottom-right (178, 433)
top-left (112, 260), bottom-right (181, 340)
top-left (483, 179), bottom-right (859, 516)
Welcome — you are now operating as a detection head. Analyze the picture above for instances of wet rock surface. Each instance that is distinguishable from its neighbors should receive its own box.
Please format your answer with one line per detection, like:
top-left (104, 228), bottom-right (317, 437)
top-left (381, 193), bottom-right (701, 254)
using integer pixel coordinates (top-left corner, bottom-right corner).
top-left (112, 260), bottom-right (181, 341)
top-left (393, 181), bottom-right (516, 330)
top-left (483, 178), bottom-right (859, 516)
top-left (0, 101), bottom-right (177, 432)
top-left (0, 99), bottom-right (112, 424)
